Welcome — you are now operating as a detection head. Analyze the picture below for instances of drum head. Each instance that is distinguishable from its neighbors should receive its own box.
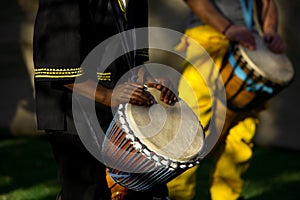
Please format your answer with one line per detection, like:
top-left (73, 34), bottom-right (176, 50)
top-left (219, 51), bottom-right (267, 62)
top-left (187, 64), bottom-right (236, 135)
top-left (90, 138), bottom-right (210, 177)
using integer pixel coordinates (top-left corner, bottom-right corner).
top-left (238, 34), bottom-right (294, 85)
top-left (125, 88), bottom-right (204, 163)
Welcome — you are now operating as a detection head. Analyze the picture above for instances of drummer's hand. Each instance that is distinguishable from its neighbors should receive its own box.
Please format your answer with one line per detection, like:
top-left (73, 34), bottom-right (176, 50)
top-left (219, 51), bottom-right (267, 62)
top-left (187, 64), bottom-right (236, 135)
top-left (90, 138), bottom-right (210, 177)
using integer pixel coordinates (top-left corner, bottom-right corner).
top-left (146, 78), bottom-right (178, 105)
top-left (224, 25), bottom-right (256, 50)
top-left (263, 32), bottom-right (285, 54)
top-left (111, 82), bottom-right (154, 107)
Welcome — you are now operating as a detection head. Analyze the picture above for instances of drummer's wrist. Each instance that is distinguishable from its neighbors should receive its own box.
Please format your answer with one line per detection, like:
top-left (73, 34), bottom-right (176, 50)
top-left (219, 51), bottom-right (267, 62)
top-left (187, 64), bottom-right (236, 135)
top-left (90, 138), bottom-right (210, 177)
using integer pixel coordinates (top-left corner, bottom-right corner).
top-left (263, 23), bottom-right (278, 34)
top-left (222, 22), bottom-right (232, 35)
top-left (136, 66), bottom-right (155, 84)
top-left (95, 85), bottom-right (112, 107)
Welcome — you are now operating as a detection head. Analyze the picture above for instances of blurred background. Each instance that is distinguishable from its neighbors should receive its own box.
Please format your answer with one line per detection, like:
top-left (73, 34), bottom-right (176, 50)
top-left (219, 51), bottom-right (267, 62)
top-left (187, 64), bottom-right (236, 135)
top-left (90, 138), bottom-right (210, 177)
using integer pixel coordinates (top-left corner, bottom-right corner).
top-left (149, 0), bottom-right (300, 151)
top-left (0, 0), bottom-right (299, 199)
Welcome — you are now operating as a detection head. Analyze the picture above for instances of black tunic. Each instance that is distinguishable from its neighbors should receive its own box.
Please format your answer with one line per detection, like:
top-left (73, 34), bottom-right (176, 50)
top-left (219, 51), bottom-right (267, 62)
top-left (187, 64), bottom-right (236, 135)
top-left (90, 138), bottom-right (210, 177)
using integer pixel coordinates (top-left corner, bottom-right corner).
top-left (33, 0), bottom-right (149, 133)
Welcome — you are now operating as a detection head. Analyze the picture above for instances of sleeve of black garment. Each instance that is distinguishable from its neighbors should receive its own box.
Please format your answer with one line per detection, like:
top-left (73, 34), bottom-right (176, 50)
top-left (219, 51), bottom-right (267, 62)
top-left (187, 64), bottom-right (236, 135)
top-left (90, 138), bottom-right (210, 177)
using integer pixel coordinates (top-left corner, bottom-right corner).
top-left (33, 0), bottom-right (83, 84)
top-left (127, 0), bottom-right (149, 65)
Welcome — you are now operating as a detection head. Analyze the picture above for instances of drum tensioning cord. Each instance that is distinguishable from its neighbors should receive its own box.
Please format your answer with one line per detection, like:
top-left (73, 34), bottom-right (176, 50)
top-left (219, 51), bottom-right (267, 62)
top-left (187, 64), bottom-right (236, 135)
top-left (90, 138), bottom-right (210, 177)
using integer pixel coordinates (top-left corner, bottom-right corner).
top-left (69, 1), bottom-right (137, 159)
top-left (227, 0), bottom-right (274, 95)
top-left (109, 0), bottom-right (138, 82)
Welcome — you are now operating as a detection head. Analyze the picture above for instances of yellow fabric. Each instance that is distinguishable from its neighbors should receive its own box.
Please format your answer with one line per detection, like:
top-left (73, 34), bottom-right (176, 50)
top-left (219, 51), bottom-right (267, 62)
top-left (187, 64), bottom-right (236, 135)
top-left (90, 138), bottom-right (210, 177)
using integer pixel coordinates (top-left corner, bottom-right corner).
top-left (167, 166), bottom-right (199, 200)
top-left (173, 25), bottom-right (229, 129)
top-left (210, 118), bottom-right (258, 200)
top-left (167, 25), bottom-right (258, 200)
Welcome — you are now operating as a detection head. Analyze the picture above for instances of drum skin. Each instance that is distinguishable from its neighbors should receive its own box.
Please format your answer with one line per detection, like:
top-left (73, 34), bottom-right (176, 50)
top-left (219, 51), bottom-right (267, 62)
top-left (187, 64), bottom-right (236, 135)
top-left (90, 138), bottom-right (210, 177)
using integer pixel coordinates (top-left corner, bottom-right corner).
top-left (220, 33), bottom-right (294, 111)
top-left (126, 88), bottom-right (204, 162)
top-left (213, 33), bottom-right (295, 144)
top-left (102, 87), bottom-right (204, 191)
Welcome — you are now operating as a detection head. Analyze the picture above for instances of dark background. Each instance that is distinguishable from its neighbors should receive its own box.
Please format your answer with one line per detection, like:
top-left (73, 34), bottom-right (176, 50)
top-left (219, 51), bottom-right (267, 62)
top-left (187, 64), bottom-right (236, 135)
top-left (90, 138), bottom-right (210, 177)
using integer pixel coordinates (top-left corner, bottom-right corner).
top-left (0, 0), bottom-right (299, 200)
top-left (149, 0), bottom-right (300, 150)
top-left (1, 0), bottom-right (299, 150)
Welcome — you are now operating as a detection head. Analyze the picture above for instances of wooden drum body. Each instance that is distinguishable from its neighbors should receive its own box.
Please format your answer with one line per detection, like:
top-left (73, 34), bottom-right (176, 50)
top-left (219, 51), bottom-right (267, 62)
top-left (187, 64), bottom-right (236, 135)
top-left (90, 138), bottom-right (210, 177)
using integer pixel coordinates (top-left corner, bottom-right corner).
top-left (220, 34), bottom-right (294, 111)
top-left (102, 87), bottom-right (204, 191)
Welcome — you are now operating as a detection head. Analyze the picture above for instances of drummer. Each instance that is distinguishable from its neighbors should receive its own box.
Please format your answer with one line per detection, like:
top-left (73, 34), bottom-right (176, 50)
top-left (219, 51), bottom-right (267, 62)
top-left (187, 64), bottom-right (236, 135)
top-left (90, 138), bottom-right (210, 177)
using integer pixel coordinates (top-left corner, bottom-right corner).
top-left (33, 0), bottom-right (176, 199)
top-left (168, 0), bottom-right (285, 200)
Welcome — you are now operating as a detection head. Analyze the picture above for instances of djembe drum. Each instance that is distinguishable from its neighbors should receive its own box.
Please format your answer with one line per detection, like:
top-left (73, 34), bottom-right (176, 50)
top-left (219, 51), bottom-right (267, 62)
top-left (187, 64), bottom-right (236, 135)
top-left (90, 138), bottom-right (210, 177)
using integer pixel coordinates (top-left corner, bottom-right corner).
top-left (220, 33), bottom-right (294, 111)
top-left (102, 87), bottom-right (205, 191)
top-left (216, 33), bottom-right (294, 138)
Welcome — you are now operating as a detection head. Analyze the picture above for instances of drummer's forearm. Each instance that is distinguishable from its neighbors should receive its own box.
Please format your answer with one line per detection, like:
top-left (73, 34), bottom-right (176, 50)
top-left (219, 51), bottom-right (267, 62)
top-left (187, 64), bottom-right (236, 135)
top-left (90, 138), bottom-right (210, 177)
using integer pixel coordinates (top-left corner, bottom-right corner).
top-left (184, 0), bottom-right (231, 33)
top-left (64, 80), bottom-right (112, 107)
top-left (261, 0), bottom-right (279, 33)
top-left (136, 66), bottom-right (156, 84)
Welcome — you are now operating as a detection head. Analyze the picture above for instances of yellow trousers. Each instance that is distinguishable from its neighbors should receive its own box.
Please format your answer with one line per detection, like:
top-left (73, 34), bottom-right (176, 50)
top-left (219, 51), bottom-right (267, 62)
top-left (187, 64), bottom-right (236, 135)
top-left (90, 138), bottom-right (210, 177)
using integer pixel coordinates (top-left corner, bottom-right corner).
top-left (167, 25), bottom-right (258, 200)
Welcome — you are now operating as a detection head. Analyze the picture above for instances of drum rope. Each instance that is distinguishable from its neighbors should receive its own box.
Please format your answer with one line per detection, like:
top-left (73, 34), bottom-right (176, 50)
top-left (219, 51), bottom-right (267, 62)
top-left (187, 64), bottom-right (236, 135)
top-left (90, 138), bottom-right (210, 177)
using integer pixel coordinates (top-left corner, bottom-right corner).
top-left (240, 0), bottom-right (253, 30)
top-left (227, 50), bottom-right (274, 94)
top-left (227, 1), bottom-right (274, 94)
top-left (105, 103), bottom-right (203, 191)
top-left (110, 0), bottom-right (138, 82)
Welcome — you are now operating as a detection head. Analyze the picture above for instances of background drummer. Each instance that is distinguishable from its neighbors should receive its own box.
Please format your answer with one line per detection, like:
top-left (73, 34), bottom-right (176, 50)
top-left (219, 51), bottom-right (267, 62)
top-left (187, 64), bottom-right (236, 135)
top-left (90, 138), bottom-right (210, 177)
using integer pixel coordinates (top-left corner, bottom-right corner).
top-left (167, 0), bottom-right (285, 199)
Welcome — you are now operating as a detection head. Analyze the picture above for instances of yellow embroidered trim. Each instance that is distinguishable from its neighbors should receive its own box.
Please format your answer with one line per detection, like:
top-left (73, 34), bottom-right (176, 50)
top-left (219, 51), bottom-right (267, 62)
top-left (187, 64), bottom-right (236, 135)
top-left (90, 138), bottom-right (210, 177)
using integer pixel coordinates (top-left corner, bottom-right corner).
top-left (97, 72), bottom-right (111, 81)
top-left (137, 53), bottom-right (149, 57)
top-left (34, 67), bottom-right (83, 79)
top-left (138, 49), bottom-right (148, 52)
top-left (35, 74), bottom-right (83, 79)
top-left (34, 67), bottom-right (82, 71)
top-left (137, 49), bottom-right (148, 55)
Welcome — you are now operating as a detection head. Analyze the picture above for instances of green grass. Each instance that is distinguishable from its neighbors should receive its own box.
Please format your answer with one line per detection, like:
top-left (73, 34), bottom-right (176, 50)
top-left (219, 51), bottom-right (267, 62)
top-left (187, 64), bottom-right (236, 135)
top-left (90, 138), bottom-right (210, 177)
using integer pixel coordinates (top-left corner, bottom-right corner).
top-left (0, 135), bottom-right (59, 200)
top-left (241, 147), bottom-right (300, 200)
top-left (194, 146), bottom-right (300, 200)
top-left (0, 135), bottom-right (299, 200)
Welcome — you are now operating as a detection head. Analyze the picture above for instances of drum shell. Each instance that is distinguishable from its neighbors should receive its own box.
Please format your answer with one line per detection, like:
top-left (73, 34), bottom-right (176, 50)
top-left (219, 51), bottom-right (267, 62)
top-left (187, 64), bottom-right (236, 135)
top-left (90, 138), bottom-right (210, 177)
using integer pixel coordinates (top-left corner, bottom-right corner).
top-left (220, 51), bottom-right (290, 111)
top-left (102, 101), bottom-right (202, 191)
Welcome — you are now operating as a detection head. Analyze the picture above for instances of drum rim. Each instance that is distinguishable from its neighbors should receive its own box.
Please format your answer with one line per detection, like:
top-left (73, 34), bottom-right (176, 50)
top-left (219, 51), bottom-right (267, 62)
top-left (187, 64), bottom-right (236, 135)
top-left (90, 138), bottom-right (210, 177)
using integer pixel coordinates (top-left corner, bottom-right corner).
top-left (237, 34), bottom-right (294, 85)
top-left (116, 103), bottom-right (202, 170)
